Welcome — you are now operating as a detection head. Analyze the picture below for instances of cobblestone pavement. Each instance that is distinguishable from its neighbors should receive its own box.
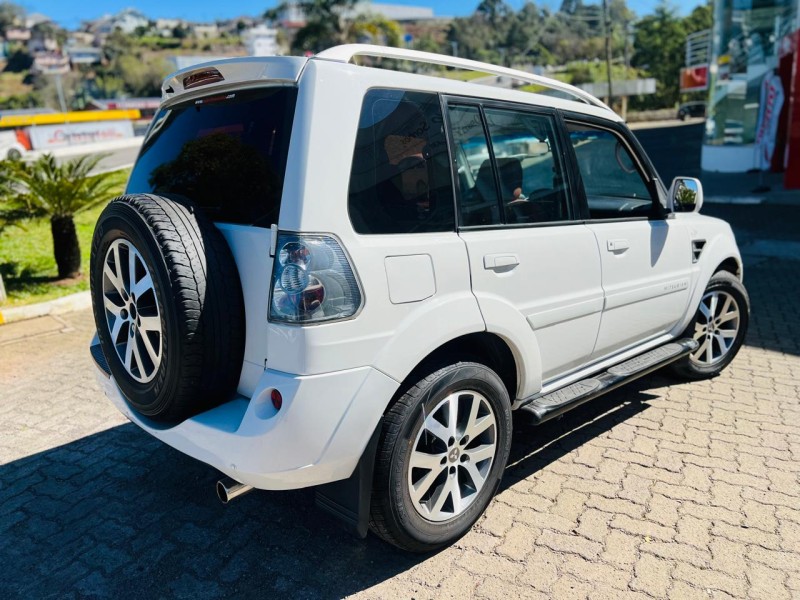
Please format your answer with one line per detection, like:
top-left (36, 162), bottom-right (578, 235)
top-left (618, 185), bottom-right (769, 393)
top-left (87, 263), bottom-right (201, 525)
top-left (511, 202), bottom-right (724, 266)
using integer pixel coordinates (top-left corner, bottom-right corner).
top-left (2, 223), bottom-right (799, 599)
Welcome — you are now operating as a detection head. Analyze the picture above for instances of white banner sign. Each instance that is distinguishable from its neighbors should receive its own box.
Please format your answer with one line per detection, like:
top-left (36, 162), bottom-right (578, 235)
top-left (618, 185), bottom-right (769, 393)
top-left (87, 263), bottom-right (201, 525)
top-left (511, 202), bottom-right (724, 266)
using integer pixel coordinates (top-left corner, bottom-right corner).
top-left (29, 120), bottom-right (134, 150)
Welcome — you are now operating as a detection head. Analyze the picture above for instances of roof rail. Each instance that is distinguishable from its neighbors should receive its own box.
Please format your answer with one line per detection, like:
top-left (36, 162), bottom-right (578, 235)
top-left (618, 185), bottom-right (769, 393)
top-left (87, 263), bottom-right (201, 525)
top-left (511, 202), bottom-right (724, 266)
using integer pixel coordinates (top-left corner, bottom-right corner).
top-left (315, 44), bottom-right (612, 112)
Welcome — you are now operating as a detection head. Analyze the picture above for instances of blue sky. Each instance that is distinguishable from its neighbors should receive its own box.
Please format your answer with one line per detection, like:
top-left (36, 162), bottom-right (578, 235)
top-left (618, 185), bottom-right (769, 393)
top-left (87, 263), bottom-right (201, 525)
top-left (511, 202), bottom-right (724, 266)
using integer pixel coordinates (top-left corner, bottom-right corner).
top-left (20, 0), bottom-right (702, 30)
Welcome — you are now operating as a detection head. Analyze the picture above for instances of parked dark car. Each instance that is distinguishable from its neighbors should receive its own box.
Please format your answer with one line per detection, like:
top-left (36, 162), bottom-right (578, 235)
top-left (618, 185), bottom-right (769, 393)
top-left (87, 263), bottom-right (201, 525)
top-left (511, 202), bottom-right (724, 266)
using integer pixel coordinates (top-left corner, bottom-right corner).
top-left (677, 101), bottom-right (707, 120)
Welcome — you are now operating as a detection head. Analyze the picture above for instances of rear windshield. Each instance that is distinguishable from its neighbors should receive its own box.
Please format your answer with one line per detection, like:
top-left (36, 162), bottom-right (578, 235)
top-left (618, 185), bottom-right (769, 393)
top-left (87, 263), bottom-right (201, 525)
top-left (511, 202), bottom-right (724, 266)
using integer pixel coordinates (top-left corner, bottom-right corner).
top-left (127, 87), bottom-right (297, 226)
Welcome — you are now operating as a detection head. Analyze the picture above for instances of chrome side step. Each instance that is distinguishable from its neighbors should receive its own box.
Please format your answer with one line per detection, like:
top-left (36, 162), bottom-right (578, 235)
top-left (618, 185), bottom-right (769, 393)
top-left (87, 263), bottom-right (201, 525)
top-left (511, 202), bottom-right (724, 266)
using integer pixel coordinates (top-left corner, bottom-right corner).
top-left (519, 338), bottom-right (698, 425)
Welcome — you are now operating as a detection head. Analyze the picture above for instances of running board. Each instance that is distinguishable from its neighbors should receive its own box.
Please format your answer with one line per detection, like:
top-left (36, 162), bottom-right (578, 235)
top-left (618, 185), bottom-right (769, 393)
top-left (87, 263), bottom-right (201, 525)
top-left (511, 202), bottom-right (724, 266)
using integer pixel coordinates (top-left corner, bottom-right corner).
top-left (519, 339), bottom-right (698, 425)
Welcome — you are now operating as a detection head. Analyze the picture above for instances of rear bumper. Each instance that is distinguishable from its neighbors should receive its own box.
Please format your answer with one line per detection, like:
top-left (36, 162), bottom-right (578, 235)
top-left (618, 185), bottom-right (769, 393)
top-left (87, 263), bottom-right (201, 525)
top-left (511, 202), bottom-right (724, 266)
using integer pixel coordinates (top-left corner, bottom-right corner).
top-left (91, 338), bottom-right (398, 490)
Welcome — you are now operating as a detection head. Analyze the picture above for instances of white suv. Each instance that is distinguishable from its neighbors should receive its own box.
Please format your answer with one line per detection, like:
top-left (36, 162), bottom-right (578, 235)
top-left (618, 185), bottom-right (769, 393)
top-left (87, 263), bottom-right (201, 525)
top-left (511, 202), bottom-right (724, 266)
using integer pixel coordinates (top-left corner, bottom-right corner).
top-left (90, 45), bottom-right (749, 552)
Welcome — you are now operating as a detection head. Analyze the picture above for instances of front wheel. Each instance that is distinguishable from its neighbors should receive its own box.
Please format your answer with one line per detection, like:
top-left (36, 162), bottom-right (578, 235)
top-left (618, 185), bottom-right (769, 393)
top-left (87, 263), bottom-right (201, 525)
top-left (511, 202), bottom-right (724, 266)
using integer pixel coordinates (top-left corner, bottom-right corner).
top-left (370, 362), bottom-right (512, 552)
top-left (669, 271), bottom-right (750, 380)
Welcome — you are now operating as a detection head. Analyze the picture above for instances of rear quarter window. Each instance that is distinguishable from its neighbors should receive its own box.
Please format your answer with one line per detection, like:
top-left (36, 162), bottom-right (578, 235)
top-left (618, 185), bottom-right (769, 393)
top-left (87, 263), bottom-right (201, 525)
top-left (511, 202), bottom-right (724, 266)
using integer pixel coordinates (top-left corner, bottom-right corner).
top-left (127, 87), bottom-right (297, 226)
top-left (348, 89), bottom-right (455, 234)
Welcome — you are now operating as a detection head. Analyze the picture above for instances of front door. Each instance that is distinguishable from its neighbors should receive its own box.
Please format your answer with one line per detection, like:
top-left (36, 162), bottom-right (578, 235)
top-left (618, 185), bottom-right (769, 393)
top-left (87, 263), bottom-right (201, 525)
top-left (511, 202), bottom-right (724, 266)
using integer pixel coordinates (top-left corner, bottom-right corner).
top-left (448, 100), bottom-right (604, 382)
top-left (565, 120), bottom-right (693, 358)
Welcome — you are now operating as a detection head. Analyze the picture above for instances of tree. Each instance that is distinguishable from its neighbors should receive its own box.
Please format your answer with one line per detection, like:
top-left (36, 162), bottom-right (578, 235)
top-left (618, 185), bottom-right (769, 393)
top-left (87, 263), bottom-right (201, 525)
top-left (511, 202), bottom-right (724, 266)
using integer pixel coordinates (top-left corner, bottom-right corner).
top-left (0, 1), bottom-right (22, 37)
top-left (117, 54), bottom-right (172, 96)
top-left (268, 0), bottom-right (357, 53)
top-left (632, 2), bottom-right (686, 108)
top-left (350, 13), bottom-right (403, 47)
top-left (3, 47), bottom-right (33, 73)
top-left (6, 155), bottom-right (123, 279)
top-left (683, 2), bottom-right (712, 35)
top-left (0, 159), bottom-right (20, 303)
top-left (476, 0), bottom-right (512, 28)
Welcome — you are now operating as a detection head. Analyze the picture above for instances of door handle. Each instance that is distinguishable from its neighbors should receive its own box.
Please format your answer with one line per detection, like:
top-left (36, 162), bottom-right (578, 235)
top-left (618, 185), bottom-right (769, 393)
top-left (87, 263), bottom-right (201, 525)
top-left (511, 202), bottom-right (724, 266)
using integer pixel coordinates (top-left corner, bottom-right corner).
top-left (484, 254), bottom-right (519, 270)
top-left (607, 239), bottom-right (630, 253)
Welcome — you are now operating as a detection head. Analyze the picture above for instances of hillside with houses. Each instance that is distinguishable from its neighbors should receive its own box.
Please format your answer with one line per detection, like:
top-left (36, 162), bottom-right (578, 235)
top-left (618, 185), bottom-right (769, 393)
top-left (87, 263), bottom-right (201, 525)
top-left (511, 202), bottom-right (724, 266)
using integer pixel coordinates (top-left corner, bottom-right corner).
top-left (0, 2), bottom-right (449, 112)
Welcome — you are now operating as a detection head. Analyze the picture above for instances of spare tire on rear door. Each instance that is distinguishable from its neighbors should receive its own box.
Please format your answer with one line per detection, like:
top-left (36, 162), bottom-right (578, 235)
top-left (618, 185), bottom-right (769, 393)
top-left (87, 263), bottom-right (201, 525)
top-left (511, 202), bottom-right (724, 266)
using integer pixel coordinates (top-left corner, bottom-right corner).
top-left (90, 194), bottom-right (245, 423)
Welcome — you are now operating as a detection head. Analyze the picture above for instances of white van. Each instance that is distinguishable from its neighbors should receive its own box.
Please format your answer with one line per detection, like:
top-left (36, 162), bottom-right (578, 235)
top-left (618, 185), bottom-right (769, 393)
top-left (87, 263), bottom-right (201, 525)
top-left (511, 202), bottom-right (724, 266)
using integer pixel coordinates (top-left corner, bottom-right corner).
top-left (90, 45), bottom-right (749, 552)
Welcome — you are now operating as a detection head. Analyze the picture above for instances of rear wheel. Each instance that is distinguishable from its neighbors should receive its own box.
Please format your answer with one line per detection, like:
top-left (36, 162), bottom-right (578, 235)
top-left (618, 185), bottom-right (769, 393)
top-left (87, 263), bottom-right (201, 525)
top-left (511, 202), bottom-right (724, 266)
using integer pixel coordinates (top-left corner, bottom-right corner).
top-left (370, 362), bottom-right (512, 552)
top-left (669, 271), bottom-right (749, 380)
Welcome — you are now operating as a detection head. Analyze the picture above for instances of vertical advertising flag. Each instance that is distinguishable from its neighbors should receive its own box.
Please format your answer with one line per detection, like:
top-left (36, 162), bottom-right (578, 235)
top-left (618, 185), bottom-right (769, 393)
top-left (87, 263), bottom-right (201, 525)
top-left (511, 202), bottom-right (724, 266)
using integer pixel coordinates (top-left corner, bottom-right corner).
top-left (753, 72), bottom-right (785, 171)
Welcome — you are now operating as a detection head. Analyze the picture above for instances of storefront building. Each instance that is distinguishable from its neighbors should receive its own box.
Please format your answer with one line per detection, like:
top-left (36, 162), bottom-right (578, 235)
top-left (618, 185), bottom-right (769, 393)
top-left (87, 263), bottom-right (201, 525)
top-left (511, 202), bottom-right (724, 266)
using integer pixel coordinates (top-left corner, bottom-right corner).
top-left (702, 0), bottom-right (800, 189)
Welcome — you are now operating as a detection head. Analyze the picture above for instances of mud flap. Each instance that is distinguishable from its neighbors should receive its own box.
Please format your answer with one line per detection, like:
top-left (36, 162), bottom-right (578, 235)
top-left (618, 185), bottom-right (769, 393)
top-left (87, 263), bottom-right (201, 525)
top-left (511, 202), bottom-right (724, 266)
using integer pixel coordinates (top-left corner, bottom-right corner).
top-left (314, 420), bottom-right (381, 538)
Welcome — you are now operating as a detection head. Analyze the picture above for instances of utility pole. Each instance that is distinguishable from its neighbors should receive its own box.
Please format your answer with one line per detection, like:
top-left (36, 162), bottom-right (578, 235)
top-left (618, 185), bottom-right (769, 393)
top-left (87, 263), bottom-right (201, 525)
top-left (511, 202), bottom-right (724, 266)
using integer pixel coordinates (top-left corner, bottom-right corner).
top-left (450, 40), bottom-right (458, 58)
top-left (602, 0), bottom-right (613, 106)
top-left (55, 73), bottom-right (67, 113)
top-left (622, 20), bottom-right (632, 120)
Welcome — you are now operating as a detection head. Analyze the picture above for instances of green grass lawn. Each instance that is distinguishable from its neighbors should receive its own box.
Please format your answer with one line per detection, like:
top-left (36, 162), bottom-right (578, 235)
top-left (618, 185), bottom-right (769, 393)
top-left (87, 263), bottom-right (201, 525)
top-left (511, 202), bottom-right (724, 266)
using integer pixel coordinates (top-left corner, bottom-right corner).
top-left (0, 169), bottom-right (129, 308)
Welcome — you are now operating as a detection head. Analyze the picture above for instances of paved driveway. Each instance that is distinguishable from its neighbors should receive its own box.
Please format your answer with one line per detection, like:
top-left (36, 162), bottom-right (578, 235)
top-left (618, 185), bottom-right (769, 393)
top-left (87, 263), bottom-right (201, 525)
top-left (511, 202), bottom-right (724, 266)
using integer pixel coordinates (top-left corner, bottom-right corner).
top-left (1, 217), bottom-right (799, 598)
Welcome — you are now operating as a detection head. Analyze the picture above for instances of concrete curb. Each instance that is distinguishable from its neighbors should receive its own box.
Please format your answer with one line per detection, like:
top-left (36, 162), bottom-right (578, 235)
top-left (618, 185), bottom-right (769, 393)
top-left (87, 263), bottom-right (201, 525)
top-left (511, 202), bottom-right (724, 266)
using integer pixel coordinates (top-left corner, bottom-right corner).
top-left (0, 291), bottom-right (91, 325)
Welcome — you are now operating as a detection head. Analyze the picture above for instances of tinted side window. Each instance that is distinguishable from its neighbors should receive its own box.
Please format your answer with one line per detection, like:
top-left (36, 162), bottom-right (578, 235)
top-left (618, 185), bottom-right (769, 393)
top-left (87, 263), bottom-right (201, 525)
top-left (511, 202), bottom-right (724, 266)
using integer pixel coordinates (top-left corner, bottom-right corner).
top-left (127, 87), bottom-right (297, 226)
top-left (567, 123), bottom-right (653, 219)
top-left (448, 104), bottom-right (501, 226)
top-left (348, 90), bottom-right (454, 234)
top-left (484, 108), bottom-right (569, 224)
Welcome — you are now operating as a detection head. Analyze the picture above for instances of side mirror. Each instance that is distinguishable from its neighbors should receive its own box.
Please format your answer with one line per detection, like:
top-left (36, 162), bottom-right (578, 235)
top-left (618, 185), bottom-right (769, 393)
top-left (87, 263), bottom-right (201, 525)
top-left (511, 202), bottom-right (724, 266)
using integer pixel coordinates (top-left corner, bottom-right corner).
top-left (668, 177), bottom-right (704, 213)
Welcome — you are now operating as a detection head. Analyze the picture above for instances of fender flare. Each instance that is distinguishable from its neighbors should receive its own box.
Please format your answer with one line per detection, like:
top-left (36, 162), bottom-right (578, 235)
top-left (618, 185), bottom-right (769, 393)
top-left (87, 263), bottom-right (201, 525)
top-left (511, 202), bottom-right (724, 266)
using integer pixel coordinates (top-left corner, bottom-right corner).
top-left (371, 292), bottom-right (543, 401)
top-left (671, 230), bottom-right (743, 336)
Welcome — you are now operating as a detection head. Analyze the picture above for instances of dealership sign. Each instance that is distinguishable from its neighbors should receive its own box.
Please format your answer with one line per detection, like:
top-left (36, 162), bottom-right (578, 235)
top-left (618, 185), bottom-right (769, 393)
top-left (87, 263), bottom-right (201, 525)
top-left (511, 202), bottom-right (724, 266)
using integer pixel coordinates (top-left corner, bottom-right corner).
top-left (28, 120), bottom-right (134, 150)
top-left (680, 65), bottom-right (709, 92)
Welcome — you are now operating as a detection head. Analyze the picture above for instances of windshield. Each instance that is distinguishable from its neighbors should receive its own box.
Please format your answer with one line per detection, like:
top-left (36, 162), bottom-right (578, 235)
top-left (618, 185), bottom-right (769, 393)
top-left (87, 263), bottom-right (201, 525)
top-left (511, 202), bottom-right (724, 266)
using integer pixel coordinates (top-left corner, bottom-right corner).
top-left (127, 87), bottom-right (297, 226)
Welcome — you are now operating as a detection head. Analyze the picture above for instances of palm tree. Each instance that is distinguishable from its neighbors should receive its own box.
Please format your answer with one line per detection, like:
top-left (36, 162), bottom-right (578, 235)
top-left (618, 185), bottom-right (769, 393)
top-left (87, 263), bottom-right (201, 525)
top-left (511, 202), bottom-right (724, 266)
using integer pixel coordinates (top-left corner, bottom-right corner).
top-left (8, 154), bottom-right (123, 279)
top-left (0, 160), bottom-right (20, 303)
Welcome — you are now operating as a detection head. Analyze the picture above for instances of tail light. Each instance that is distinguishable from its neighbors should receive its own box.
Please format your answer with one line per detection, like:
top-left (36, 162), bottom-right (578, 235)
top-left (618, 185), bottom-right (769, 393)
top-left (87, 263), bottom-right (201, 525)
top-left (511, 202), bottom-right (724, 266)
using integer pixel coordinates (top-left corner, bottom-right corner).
top-left (269, 232), bottom-right (363, 324)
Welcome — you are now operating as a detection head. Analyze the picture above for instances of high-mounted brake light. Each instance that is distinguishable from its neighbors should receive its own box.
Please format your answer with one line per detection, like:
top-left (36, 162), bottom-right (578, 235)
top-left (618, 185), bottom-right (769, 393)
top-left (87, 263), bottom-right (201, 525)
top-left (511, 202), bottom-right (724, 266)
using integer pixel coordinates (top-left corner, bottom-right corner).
top-left (183, 68), bottom-right (225, 90)
top-left (269, 233), bottom-right (363, 324)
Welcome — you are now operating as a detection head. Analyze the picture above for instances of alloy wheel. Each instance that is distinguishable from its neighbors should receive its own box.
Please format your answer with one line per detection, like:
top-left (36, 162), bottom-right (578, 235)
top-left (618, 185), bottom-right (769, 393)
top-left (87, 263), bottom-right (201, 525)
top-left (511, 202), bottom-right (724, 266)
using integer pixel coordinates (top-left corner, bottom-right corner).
top-left (407, 390), bottom-right (498, 522)
top-left (102, 239), bottom-right (162, 383)
top-left (690, 290), bottom-right (740, 367)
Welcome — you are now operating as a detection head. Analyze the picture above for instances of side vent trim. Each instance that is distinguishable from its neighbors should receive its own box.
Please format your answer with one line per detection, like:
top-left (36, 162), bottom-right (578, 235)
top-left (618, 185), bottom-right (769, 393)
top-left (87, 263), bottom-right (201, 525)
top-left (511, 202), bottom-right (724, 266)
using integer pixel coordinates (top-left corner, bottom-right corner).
top-left (692, 239), bottom-right (706, 263)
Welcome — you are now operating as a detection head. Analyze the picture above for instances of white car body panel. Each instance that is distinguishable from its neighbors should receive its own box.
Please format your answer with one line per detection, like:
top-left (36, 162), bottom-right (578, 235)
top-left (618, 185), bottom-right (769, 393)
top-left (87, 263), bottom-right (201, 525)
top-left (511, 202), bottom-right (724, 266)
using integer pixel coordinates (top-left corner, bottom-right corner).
top-left (461, 225), bottom-right (604, 382)
top-left (98, 361), bottom-right (398, 490)
top-left (669, 213), bottom-right (743, 335)
top-left (588, 219), bottom-right (693, 357)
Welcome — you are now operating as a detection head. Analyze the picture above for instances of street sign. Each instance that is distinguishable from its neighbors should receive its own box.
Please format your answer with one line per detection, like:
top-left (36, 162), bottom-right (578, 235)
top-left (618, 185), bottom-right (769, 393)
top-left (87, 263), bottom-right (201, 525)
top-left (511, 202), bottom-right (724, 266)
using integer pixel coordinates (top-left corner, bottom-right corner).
top-left (680, 66), bottom-right (709, 92)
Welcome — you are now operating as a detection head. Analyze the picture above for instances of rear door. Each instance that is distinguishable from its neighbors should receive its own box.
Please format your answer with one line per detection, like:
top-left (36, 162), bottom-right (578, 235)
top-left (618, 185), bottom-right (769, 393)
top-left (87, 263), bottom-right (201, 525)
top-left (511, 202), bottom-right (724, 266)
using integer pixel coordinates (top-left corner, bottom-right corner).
top-left (126, 87), bottom-right (298, 394)
top-left (564, 117), bottom-right (693, 358)
top-left (447, 99), bottom-right (604, 382)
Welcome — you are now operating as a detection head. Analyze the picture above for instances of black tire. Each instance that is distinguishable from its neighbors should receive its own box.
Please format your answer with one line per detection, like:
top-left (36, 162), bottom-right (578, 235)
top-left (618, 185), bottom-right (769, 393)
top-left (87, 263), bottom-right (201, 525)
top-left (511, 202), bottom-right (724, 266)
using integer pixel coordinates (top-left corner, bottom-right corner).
top-left (6, 148), bottom-right (21, 161)
top-left (90, 194), bottom-right (245, 422)
top-left (370, 362), bottom-right (512, 552)
top-left (669, 271), bottom-right (749, 380)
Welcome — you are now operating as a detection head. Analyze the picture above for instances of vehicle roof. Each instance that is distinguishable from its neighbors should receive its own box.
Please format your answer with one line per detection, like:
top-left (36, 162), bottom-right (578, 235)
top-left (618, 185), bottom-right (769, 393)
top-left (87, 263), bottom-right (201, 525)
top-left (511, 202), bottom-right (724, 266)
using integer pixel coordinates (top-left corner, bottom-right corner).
top-left (159, 46), bottom-right (619, 122)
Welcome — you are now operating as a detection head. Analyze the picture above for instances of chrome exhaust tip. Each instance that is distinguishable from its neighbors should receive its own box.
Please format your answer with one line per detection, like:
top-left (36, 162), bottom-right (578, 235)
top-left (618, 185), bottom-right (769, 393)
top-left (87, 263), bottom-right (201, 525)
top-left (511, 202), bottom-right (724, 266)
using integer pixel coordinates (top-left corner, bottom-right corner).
top-left (216, 477), bottom-right (254, 504)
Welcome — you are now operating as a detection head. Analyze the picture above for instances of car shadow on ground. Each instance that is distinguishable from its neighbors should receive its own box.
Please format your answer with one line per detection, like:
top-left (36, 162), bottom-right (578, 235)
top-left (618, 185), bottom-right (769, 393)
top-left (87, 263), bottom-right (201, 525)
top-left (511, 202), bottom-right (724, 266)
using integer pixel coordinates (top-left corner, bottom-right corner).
top-left (0, 374), bottom-right (667, 599)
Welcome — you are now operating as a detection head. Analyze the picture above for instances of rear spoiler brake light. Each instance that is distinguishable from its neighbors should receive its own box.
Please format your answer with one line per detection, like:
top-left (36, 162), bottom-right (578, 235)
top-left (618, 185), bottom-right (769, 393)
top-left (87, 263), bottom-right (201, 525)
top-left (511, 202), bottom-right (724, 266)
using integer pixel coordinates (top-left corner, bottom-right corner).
top-left (183, 68), bottom-right (225, 90)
